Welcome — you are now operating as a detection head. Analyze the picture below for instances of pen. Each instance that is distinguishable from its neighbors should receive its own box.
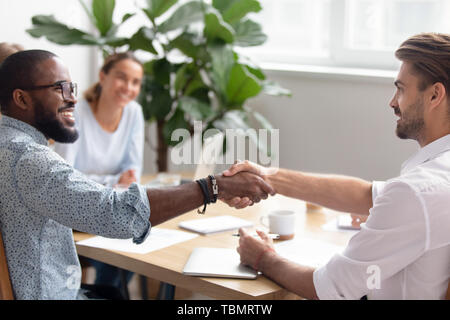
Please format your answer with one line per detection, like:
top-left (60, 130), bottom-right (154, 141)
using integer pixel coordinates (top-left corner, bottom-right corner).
top-left (232, 233), bottom-right (280, 240)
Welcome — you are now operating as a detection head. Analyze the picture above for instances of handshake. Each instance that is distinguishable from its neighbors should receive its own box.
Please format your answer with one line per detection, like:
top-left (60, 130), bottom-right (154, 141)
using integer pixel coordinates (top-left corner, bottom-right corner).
top-left (215, 161), bottom-right (278, 209)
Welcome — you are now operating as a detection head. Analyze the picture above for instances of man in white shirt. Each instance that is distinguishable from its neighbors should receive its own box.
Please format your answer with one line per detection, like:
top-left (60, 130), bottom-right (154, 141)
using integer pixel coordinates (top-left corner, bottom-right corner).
top-left (224, 32), bottom-right (450, 299)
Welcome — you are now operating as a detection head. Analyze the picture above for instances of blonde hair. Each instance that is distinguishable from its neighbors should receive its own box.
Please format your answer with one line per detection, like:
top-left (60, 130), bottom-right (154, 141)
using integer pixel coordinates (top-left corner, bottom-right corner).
top-left (84, 52), bottom-right (142, 110)
top-left (0, 43), bottom-right (24, 64)
top-left (395, 33), bottom-right (450, 98)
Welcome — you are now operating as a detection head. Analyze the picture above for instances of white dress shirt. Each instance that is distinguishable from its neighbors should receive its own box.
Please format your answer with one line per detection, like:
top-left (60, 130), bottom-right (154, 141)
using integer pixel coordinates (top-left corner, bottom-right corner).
top-left (313, 134), bottom-right (450, 299)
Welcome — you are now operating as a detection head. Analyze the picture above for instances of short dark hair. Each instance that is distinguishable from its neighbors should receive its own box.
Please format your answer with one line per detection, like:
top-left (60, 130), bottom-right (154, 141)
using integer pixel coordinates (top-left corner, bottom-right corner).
top-left (0, 50), bottom-right (57, 112)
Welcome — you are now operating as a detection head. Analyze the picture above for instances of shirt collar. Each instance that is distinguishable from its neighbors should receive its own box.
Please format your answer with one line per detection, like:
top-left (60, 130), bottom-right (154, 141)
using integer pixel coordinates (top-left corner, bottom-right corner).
top-left (0, 115), bottom-right (48, 146)
top-left (401, 134), bottom-right (450, 174)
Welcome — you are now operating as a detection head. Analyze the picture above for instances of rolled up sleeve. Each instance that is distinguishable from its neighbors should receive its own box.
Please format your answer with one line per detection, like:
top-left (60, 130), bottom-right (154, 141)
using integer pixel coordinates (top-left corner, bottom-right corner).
top-left (125, 183), bottom-right (151, 244)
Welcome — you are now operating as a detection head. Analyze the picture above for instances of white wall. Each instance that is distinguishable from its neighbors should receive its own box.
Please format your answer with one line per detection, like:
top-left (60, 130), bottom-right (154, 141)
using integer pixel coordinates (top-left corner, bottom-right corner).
top-left (0, 0), bottom-right (96, 94)
top-left (1, 1), bottom-right (419, 181)
top-left (247, 70), bottom-right (418, 181)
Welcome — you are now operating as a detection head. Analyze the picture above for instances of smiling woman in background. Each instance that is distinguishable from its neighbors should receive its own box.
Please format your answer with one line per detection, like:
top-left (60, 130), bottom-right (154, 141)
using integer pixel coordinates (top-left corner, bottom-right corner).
top-left (54, 52), bottom-right (145, 295)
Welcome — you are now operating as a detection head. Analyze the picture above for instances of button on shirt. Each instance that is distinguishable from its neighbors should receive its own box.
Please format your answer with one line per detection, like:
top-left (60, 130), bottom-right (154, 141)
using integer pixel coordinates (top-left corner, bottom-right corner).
top-left (0, 116), bottom-right (151, 300)
top-left (313, 134), bottom-right (450, 299)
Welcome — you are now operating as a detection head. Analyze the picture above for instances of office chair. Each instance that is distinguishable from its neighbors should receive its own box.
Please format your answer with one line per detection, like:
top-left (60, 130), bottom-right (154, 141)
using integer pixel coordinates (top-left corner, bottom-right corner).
top-left (0, 230), bottom-right (14, 300)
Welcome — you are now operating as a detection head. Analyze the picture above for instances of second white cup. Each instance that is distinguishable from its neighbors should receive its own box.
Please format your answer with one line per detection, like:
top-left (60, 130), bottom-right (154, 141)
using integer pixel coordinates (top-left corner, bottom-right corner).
top-left (260, 210), bottom-right (296, 240)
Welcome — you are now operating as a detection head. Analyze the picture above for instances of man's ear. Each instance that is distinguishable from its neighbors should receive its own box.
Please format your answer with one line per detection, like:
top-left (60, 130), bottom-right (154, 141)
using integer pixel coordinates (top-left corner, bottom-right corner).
top-left (11, 89), bottom-right (32, 111)
top-left (429, 82), bottom-right (446, 110)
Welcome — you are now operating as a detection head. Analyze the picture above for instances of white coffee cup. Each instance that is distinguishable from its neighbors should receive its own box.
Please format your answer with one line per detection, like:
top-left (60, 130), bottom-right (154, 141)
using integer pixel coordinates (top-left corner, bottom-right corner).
top-left (260, 210), bottom-right (296, 240)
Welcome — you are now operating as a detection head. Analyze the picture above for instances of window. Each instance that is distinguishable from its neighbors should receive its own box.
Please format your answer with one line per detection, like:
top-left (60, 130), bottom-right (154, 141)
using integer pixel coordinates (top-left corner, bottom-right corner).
top-left (240, 0), bottom-right (450, 70)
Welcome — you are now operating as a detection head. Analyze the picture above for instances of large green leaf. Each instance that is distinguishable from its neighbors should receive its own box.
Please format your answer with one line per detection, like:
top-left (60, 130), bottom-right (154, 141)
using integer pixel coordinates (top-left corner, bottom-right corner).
top-left (153, 58), bottom-right (172, 86)
top-left (129, 27), bottom-right (157, 54)
top-left (226, 63), bottom-right (262, 107)
top-left (222, 0), bottom-right (262, 24)
top-left (150, 86), bottom-right (173, 120)
top-left (102, 35), bottom-right (129, 48)
top-left (212, 0), bottom-right (238, 13)
top-left (144, 0), bottom-right (178, 19)
top-left (233, 19), bottom-right (267, 47)
top-left (209, 45), bottom-right (235, 96)
top-left (204, 9), bottom-right (235, 44)
top-left (158, 1), bottom-right (204, 33)
top-left (92, 0), bottom-right (116, 36)
top-left (27, 15), bottom-right (99, 45)
top-left (238, 55), bottom-right (266, 80)
top-left (174, 63), bottom-right (198, 92)
top-left (170, 32), bottom-right (204, 59)
top-left (174, 64), bottom-right (189, 93)
top-left (179, 96), bottom-right (215, 121)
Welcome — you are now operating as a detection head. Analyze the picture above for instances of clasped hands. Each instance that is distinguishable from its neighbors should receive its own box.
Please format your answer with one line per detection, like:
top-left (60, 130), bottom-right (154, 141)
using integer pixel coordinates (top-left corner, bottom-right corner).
top-left (217, 160), bottom-right (276, 209)
top-left (215, 160), bottom-right (277, 270)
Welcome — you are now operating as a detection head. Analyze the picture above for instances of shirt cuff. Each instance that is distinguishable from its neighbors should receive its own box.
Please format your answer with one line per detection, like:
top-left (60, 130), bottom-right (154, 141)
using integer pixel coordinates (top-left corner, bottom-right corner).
top-left (313, 263), bottom-right (344, 300)
top-left (371, 180), bottom-right (385, 203)
top-left (125, 183), bottom-right (151, 244)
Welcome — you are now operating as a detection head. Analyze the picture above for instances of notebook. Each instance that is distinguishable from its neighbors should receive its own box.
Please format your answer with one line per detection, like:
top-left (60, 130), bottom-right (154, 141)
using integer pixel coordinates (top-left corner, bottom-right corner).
top-left (183, 247), bottom-right (258, 279)
top-left (178, 215), bottom-right (254, 235)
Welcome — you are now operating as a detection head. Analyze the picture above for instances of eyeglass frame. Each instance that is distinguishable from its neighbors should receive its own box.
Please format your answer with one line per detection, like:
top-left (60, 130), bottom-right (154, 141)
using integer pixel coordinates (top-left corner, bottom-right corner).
top-left (19, 81), bottom-right (78, 101)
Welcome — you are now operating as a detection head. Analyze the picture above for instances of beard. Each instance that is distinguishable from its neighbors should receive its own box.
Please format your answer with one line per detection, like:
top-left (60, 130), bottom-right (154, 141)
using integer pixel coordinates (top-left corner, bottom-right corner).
top-left (395, 98), bottom-right (425, 141)
top-left (33, 99), bottom-right (79, 143)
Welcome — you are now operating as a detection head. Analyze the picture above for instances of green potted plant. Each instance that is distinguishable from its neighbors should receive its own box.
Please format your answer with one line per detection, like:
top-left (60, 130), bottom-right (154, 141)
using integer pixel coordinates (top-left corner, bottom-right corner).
top-left (27, 0), bottom-right (290, 172)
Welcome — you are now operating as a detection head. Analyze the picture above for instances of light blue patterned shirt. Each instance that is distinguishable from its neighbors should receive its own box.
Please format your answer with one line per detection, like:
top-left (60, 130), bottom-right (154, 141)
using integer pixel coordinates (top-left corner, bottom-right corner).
top-left (0, 116), bottom-right (151, 300)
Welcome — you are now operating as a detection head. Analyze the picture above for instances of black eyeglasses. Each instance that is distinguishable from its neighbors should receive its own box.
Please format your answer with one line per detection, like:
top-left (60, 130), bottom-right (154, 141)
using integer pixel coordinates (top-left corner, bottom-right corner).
top-left (21, 81), bottom-right (78, 100)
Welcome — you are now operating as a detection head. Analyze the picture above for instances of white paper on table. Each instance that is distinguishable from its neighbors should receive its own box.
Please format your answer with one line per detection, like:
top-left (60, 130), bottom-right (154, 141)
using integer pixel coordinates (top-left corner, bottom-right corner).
top-left (274, 238), bottom-right (345, 268)
top-left (76, 227), bottom-right (198, 254)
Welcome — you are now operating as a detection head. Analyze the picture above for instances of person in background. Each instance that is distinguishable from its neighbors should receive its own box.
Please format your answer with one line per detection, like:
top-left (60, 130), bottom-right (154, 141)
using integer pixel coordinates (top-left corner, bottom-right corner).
top-left (0, 42), bottom-right (24, 64)
top-left (53, 52), bottom-right (145, 292)
top-left (225, 33), bottom-right (450, 300)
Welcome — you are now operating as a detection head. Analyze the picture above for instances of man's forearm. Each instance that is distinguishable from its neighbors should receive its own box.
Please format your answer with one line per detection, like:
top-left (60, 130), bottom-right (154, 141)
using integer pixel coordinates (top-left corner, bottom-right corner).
top-left (266, 169), bottom-right (373, 215)
top-left (146, 181), bottom-right (205, 226)
top-left (260, 251), bottom-right (319, 300)
top-left (146, 172), bottom-right (275, 226)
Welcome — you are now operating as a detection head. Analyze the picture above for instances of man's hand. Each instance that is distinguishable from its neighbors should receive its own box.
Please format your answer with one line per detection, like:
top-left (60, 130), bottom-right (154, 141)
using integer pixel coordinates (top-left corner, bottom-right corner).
top-left (216, 172), bottom-right (275, 205)
top-left (223, 160), bottom-right (276, 177)
top-left (116, 169), bottom-right (137, 187)
top-left (350, 214), bottom-right (368, 227)
top-left (222, 161), bottom-right (276, 208)
top-left (237, 228), bottom-right (275, 270)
